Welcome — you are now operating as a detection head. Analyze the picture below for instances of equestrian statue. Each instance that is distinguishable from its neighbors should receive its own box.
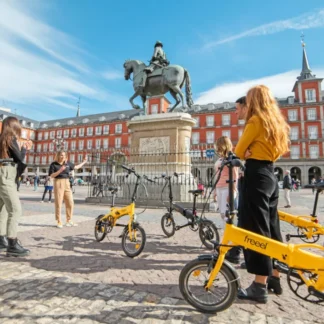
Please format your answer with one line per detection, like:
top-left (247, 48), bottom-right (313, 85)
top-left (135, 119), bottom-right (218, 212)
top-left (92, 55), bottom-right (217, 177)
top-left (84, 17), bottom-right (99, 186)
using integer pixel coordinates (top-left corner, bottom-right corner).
top-left (123, 41), bottom-right (193, 113)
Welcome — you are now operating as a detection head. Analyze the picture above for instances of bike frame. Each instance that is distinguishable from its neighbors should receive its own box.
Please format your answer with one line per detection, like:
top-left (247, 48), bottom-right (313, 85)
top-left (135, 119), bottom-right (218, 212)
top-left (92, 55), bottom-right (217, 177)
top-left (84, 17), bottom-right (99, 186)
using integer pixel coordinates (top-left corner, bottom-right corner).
top-left (100, 168), bottom-right (144, 240)
top-left (205, 154), bottom-right (324, 295)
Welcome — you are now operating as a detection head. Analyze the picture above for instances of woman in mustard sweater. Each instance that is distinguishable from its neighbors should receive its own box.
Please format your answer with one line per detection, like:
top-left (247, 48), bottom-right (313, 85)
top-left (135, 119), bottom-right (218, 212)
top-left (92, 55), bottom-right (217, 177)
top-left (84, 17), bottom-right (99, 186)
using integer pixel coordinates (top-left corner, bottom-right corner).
top-left (235, 85), bottom-right (290, 303)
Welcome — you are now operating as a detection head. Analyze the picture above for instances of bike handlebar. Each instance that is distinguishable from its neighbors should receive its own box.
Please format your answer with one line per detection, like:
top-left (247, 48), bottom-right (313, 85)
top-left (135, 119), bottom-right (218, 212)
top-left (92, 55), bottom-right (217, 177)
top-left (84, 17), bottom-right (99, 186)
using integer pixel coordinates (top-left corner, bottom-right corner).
top-left (143, 175), bottom-right (155, 183)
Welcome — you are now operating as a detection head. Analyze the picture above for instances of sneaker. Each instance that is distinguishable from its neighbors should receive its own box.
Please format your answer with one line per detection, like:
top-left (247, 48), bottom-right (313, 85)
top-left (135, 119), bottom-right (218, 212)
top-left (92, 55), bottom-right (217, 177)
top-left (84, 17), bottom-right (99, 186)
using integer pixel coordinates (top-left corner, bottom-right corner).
top-left (57, 222), bottom-right (63, 228)
top-left (240, 262), bottom-right (247, 269)
top-left (66, 221), bottom-right (78, 227)
top-left (0, 235), bottom-right (8, 252)
top-left (40, 201), bottom-right (44, 203)
top-left (267, 276), bottom-right (283, 295)
top-left (237, 281), bottom-right (268, 303)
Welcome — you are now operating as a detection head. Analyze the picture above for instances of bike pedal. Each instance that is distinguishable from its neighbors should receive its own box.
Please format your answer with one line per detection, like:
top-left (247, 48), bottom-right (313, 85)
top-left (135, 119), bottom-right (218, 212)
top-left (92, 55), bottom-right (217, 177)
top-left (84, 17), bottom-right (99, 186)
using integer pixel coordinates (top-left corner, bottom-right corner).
top-left (286, 234), bottom-right (291, 242)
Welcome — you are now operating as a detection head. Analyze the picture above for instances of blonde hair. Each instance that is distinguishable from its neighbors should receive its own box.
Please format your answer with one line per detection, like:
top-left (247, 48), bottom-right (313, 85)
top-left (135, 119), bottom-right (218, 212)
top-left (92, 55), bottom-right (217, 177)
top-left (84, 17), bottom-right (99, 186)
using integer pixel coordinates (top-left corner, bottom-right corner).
top-left (216, 136), bottom-right (233, 158)
top-left (246, 85), bottom-right (290, 155)
top-left (54, 151), bottom-right (67, 163)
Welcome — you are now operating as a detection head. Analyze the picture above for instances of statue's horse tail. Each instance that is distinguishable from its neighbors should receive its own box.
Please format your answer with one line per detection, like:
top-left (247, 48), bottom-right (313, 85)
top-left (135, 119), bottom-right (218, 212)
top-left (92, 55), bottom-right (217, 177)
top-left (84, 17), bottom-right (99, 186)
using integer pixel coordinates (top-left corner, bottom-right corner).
top-left (184, 69), bottom-right (194, 108)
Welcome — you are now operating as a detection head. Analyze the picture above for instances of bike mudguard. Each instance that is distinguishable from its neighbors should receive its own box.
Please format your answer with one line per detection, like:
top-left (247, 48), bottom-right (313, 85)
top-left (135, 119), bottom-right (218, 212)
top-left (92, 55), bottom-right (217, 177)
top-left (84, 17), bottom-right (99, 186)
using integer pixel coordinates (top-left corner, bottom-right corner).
top-left (96, 214), bottom-right (105, 220)
top-left (197, 254), bottom-right (241, 288)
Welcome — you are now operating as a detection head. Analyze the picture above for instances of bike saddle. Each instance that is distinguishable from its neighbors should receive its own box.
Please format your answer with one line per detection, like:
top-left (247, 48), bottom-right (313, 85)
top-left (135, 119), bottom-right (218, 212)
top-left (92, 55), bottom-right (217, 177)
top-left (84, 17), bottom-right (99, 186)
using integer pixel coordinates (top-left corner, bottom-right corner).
top-left (108, 186), bottom-right (118, 193)
top-left (188, 189), bottom-right (204, 195)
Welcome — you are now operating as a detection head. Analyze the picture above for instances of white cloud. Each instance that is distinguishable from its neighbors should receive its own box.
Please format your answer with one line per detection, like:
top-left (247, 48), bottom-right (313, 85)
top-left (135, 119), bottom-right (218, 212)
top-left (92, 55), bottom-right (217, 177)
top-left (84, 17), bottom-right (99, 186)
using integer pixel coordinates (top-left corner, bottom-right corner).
top-left (195, 68), bottom-right (324, 104)
top-left (103, 70), bottom-right (123, 80)
top-left (0, 1), bottom-right (126, 118)
top-left (203, 9), bottom-right (324, 50)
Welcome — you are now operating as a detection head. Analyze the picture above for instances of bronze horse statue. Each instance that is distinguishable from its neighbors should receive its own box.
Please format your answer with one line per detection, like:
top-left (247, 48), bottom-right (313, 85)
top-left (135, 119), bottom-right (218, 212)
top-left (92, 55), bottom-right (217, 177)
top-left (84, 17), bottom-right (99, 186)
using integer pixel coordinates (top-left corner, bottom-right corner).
top-left (123, 60), bottom-right (193, 112)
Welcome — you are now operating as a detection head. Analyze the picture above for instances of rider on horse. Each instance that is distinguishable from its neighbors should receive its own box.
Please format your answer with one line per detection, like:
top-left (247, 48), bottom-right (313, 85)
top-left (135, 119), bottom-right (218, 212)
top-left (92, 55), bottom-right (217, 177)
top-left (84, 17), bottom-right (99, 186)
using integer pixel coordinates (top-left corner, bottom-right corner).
top-left (139, 41), bottom-right (169, 89)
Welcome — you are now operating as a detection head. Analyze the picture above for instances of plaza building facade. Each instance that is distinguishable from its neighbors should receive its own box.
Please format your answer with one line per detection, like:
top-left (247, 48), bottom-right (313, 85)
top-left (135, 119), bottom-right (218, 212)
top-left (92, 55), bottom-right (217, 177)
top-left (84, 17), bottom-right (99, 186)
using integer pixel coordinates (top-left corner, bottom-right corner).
top-left (0, 43), bottom-right (323, 185)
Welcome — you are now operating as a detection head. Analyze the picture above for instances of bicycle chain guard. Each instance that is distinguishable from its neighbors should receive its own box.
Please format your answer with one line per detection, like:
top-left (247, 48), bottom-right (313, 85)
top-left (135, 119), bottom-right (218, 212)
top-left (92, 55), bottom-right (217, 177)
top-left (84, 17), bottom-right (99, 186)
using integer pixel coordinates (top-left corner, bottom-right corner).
top-left (106, 216), bottom-right (114, 233)
top-left (287, 269), bottom-right (324, 304)
top-left (189, 221), bottom-right (199, 232)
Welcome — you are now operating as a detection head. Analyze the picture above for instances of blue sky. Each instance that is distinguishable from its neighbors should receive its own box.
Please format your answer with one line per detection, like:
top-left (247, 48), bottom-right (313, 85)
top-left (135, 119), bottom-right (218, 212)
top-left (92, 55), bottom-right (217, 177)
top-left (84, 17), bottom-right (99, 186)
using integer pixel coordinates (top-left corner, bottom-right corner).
top-left (0, 0), bottom-right (324, 120)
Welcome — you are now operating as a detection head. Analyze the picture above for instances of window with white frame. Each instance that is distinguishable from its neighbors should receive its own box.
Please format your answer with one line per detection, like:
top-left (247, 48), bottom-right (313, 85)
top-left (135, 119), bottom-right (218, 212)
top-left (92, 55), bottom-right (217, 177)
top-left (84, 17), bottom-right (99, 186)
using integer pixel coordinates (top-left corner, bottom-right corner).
top-left (308, 126), bottom-right (318, 139)
top-left (21, 130), bottom-right (27, 139)
top-left (222, 114), bottom-right (230, 126)
top-left (115, 137), bottom-right (121, 148)
top-left (79, 140), bottom-right (84, 150)
top-left (78, 154), bottom-right (83, 162)
top-left (222, 130), bottom-right (231, 138)
top-left (151, 104), bottom-right (158, 114)
top-left (28, 156), bottom-right (34, 164)
top-left (49, 143), bottom-right (54, 152)
top-left (57, 130), bottom-right (62, 138)
top-left (79, 128), bottom-right (84, 136)
top-left (63, 141), bottom-right (68, 151)
top-left (291, 146), bottom-right (300, 159)
top-left (103, 139), bottom-right (108, 149)
top-left (238, 119), bottom-right (245, 125)
top-left (288, 110), bottom-right (298, 121)
top-left (193, 117), bottom-right (199, 127)
top-left (96, 139), bottom-right (101, 149)
top-left (37, 144), bottom-right (41, 152)
top-left (71, 128), bottom-right (77, 137)
top-left (238, 129), bottom-right (244, 138)
top-left (35, 156), bottom-right (40, 164)
top-left (44, 132), bottom-right (49, 140)
top-left (305, 89), bottom-right (316, 103)
top-left (192, 133), bottom-right (200, 145)
top-left (103, 125), bottom-right (109, 134)
top-left (38, 132), bottom-right (43, 140)
top-left (206, 131), bottom-right (215, 144)
top-left (95, 152), bottom-right (100, 163)
top-left (290, 126), bottom-right (299, 140)
top-left (95, 126), bottom-right (102, 135)
top-left (50, 131), bottom-right (55, 139)
top-left (307, 108), bottom-right (317, 121)
top-left (71, 141), bottom-right (76, 150)
top-left (310, 145), bottom-right (319, 159)
top-left (70, 154), bottom-right (75, 163)
top-left (41, 156), bottom-right (47, 165)
top-left (30, 144), bottom-right (34, 152)
top-left (87, 140), bottom-right (92, 149)
top-left (43, 143), bottom-right (48, 152)
top-left (87, 127), bottom-right (93, 136)
top-left (64, 129), bottom-right (69, 138)
top-left (115, 124), bottom-right (122, 134)
top-left (206, 116), bottom-right (214, 127)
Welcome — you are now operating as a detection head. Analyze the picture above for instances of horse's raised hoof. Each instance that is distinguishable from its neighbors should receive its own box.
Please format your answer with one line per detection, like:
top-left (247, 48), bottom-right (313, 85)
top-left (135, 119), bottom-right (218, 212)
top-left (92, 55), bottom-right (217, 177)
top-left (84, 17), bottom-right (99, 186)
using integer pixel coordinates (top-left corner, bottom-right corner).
top-left (133, 105), bottom-right (141, 110)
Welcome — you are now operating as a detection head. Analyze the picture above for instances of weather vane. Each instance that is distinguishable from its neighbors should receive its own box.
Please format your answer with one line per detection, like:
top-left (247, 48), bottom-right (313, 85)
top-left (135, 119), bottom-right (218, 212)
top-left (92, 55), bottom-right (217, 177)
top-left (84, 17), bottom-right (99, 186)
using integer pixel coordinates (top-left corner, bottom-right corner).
top-left (301, 32), bottom-right (305, 47)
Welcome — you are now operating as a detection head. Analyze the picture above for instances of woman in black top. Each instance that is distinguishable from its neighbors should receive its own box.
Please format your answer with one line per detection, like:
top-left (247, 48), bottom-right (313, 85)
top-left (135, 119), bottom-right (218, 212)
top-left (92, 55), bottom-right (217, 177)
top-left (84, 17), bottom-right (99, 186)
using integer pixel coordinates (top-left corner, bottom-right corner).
top-left (49, 151), bottom-right (87, 228)
top-left (0, 117), bottom-right (32, 257)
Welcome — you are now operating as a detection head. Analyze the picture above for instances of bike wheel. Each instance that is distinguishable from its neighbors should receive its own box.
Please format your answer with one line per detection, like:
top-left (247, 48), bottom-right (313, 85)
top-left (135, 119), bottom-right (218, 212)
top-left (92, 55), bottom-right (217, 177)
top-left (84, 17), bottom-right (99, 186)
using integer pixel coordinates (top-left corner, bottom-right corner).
top-left (94, 215), bottom-right (107, 242)
top-left (121, 224), bottom-right (146, 258)
top-left (199, 220), bottom-right (220, 250)
top-left (161, 213), bottom-right (176, 237)
top-left (179, 258), bottom-right (238, 313)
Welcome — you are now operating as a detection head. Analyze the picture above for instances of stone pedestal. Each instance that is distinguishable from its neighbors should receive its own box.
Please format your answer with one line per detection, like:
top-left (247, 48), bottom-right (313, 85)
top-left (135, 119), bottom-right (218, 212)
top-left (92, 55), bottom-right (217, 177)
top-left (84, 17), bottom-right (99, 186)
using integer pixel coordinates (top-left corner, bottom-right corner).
top-left (127, 112), bottom-right (196, 202)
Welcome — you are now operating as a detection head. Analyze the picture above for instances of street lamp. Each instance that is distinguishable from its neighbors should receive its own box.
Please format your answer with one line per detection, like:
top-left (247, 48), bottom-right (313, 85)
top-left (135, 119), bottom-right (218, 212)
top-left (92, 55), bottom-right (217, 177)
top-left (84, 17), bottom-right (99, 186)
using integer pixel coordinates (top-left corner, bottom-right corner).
top-left (52, 137), bottom-right (66, 151)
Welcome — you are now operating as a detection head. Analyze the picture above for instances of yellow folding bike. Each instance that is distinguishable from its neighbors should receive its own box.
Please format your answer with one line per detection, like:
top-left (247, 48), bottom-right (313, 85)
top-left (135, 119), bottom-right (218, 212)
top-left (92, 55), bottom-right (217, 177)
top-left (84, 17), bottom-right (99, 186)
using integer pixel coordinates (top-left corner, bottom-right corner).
top-left (179, 153), bottom-right (324, 313)
top-left (94, 165), bottom-right (153, 258)
top-left (278, 186), bottom-right (324, 243)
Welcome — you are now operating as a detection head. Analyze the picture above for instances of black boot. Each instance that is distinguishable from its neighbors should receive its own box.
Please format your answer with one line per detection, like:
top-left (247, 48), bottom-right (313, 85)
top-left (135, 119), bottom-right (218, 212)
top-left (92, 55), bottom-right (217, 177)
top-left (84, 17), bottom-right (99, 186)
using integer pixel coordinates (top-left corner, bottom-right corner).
top-left (237, 281), bottom-right (268, 303)
top-left (6, 238), bottom-right (30, 257)
top-left (0, 235), bottom-right (8, 252)
top-left (267, 276), bottom-right (282, 295)
top-left (225, 246), bottom-right (241, 264)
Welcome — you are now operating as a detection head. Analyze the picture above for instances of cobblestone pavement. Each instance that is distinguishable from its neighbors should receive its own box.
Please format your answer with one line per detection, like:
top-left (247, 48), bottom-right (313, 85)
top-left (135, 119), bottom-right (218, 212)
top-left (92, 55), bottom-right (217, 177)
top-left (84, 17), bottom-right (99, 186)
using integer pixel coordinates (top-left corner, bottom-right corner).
top-left (0, 187), bottom-right (323, 323)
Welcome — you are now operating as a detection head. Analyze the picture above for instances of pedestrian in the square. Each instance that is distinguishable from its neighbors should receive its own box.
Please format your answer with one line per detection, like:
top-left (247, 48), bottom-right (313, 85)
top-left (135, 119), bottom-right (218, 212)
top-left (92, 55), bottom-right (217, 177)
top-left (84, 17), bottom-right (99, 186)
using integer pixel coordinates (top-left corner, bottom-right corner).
top-left (235, 85), bottom-right (289, 303)
top-left (41, 176), bottom-right (53, 203)
top-left (0, 116), bottom-right (32, 257)
top-left (49, 151), bottom-right (87, 228)
top-left (33, 173), bottom-right (39, 191)
top-left (283, 170), bottom-right (292, 207)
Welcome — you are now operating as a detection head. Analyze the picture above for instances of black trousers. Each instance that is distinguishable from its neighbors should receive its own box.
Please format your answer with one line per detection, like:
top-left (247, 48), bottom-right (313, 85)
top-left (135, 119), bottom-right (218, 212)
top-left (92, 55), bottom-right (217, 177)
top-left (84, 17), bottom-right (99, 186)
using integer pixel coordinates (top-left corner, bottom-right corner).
top-left (241, 159), bottom-right (283, 276)
top-left (42, 187), bottom-right (53, 202)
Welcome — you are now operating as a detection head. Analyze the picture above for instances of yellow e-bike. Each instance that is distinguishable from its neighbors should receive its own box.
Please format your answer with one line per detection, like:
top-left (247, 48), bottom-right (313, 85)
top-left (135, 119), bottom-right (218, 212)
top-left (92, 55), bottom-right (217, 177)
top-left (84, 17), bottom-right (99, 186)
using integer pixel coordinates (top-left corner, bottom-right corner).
top-left (179, 153), bottom-right (324, 313)
top-left (94, 165), bottom-right (153, 258)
